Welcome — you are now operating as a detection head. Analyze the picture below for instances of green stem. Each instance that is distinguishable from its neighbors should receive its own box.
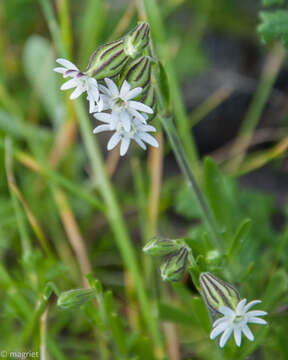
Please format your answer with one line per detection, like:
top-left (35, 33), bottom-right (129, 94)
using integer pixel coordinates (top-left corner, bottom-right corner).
top-left (74, 100), bottom-right (164, 356)
top-left (137, 0), bottom-right (199, 172)
top-left (158, 115), bottom-right (222, 251)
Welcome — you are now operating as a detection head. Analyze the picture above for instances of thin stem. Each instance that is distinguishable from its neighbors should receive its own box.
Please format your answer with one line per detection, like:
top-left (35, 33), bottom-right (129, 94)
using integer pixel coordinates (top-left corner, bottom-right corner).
top-left (158, 115), bottom-right (223, 251)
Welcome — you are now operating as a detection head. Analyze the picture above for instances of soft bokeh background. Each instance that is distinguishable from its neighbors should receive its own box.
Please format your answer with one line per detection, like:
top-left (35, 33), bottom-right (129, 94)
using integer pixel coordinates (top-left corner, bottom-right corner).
top-left (1, 0), bottom-right (288, 359)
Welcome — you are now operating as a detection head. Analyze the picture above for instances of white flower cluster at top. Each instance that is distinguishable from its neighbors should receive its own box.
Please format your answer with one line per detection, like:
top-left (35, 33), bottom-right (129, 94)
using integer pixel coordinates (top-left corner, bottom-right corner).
top-left (54, 22), bottom-right (158, 156)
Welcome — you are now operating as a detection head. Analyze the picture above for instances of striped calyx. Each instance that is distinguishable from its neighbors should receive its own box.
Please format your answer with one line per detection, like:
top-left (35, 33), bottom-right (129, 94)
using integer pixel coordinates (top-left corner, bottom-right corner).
top-left (143, 238), bottom-right (185, 256)
top-left (120, 56), bottom-right (152, 95)
top-left (141, 85), bottom-right (157, 120)
top-left (199, 272), bottom-right (240, 314)
top-left (86, 39), bottom-right (129, 80)
top-left (160, 247), bottom-right (189, 281)
top-left (124, 22), bottom-right (150, 58)
top-left (57, 288), bottom-right (97, 309)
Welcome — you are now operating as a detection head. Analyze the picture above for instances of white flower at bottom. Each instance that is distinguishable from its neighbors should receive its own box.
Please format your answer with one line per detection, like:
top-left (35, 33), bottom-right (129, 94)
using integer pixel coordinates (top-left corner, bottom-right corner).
top-left (210, 299), bottom-right (267, 348)
top-left (53, 58), bottom-right (102, 113)
top-left (93, 113), bottom-right (158, 156)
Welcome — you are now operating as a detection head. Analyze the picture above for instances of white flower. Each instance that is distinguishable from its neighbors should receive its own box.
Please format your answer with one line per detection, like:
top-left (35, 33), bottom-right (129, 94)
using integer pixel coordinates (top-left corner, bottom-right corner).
top-left (93, 113), bottom-right (158, 156)
top-left (210, 299), bottom-right (267, 348)
top-left (53, 58), bottom-right (102, 113)
top-left (98, 78), bottom-right (153, 132)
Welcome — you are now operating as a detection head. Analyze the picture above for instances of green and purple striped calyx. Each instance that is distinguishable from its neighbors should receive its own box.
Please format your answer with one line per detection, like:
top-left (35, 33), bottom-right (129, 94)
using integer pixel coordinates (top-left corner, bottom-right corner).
top-left (141, 85), bottom-right (157, 120)
top-left (57, 288), bottom-right (97, 309)
top-left (199, 272), bottom-right (240, 314)
top-left (143, 237), bottom-right (185, 256)
top-left (86, 39), bottom-right (129, 80)
top-left (160, 247), bottom-right (189, 281)
top-left (123, 22), bottom-right (150, 58)
top-left (120, 56), bottom-right (152, 95)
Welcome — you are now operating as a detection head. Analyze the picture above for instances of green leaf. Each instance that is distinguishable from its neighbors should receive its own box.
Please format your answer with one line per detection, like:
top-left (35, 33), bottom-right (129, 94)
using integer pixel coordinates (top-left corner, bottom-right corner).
top-left (174, 185), bottom-right (201, 219)
top-left (203, 157), bottom-right (233, 238)
top-left (227, 218), bottom-right (252, 261)
top-left (158, 302), bottom-right (197, 325)
top-left (23, 35), bottom-right (65, 126)
top-left (263, 269), bottom-right (288, 309)
top-left (258, 10), bottom-right (288, 47)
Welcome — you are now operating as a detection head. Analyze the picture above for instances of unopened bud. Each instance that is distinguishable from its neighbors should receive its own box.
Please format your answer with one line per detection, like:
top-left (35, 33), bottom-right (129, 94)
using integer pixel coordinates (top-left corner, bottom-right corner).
top-left (199, 272), bottom-right (240, 314)
top-left (86, 39), bottom-right (129, 80)
top-left (124, 22), bottom-right (150, 58)
top-left (121, 56), bottom-right (152, 95)
top-left (57, 288), bottom-right (97, 309)
top-left (143, 237), bottom-right (185, 256)
top-left (160, 247), bottom-right (189, 281)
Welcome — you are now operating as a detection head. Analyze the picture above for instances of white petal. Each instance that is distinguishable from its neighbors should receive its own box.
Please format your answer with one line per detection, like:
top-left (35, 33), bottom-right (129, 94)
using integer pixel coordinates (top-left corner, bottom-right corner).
top-left (56, 58), bottom-right (78, 70)
top-left (60, 78), bottom-right (78, 90)
top-left (248, 317), bottom-right (267, 325)
top-left (236, 299), bottom-right (247, 314)
top-left (139, 132), bottom-right (159, 147)
top-left (120, 80), bottom-right (131, 98)
top-left (234, 327), bottom-right (242, 347)
top-left (107, 132), bottom-right (121, 150)
top-left (99, 84), bottom-right (111, 96)
top-left (212, 317), bottom-right (229, 328)
top-left (93, 125), bottom-right (111, 134)
top-left (129, 108), bottom-right (146, 123)
top-left (134, 136), bottom-right (147, 150)
top-left (210, 321), bottom-right (229, 339)
top-left (120, 137), bottom-right (131, 156)
top-left (53, 67), bottom-right (66, 74)
top-left (242, 324), bottom-right (254, 341)
top-left (244, 300), bottom-right (261, 312)
top-left (121, 111), bottom-right (131, 132)
top-left (138, 124), bottom-right (156, 132)
top-left (125, 87), bottom-right (143, 100)
top-left (70, 86), bottom-right (84, 99)
top-left (104, 78), bottom-right (119, 97)
top-left (129, 100), bottom-right (153, 114)
top-left (246, 310), bottom-right (267, 317)
top-left (93, 113), bottom-right (112, 123)
top-left (219, 327), bottom-right (233, 348)
top-left (219, 306), bottom-right (235, 318)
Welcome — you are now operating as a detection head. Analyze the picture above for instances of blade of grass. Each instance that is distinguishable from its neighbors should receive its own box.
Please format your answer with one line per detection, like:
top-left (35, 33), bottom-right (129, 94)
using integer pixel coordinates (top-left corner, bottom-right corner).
top-left (227, 42), bottom-right (286, 172)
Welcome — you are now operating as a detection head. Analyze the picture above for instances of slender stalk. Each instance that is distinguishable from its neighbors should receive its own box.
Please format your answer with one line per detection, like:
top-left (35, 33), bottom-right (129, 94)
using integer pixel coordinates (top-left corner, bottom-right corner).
top-left (136, 0), bottom-right (199, 172)
top-left (74, 100), bottom-right (164, 357)
top-left (158, 115), bottom-right (222, 251)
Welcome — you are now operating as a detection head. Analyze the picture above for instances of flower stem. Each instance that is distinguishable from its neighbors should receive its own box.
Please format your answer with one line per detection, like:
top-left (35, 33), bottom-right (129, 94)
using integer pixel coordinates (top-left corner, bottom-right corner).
top-left (158, 114), bottom-right (223, 252)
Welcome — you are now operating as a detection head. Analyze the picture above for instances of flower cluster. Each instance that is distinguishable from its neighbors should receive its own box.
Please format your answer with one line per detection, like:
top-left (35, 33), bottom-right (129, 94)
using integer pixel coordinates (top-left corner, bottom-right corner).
top-left (54, 22), bottom-right (158, 156)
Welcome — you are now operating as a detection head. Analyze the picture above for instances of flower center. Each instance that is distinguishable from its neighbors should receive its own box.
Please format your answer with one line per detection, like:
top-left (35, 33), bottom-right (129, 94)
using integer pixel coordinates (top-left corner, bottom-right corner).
top-left (113, 97), bottom-right (126, 110)
top-left (234, 314), bottom-right (244, 324)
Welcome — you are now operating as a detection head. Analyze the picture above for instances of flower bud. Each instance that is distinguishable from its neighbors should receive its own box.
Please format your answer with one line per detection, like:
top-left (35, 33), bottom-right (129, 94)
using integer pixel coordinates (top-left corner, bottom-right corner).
top-left (199, 272), bottom-right (240, 314)
top-left (141, 85), bottom-right (157, 120)
top-left (143, 237), bottom-right (185, 256)
top-left (160, 247), bottom-right (189, 281)
top-left (121, 56), bottom-right (152, 95)
top-left (86, 39), bottom-right (129, 80)
top-left (124, 22), bottom-right (150, 58)
top-left (57, 288), bottom-right (97, 309)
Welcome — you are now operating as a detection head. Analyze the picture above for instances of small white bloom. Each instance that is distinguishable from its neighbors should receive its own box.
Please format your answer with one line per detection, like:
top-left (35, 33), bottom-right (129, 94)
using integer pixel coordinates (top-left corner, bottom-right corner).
top-left (99, 78), bottom-right (153, 131)
top-left (210, 299), bottom-right (267, 348)
top-left (93, 114), bottom-right (158, 156)
top-left (54, 58), bottom-right (102, 112)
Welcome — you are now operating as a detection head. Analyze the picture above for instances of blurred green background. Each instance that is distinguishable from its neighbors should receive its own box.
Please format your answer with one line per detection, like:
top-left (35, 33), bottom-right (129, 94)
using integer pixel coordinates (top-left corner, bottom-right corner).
top-left (1, 0), bottom-right (288, 359)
